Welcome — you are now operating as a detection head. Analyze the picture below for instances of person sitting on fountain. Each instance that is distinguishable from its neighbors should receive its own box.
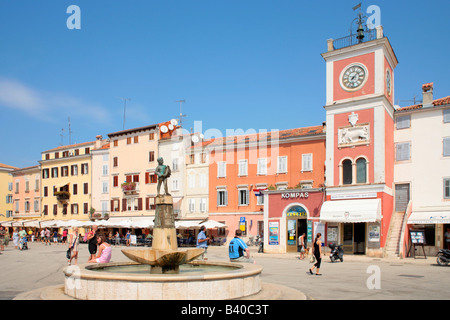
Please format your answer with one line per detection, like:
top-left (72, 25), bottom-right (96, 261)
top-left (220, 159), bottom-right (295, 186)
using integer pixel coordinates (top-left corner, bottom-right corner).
top-left (88, 234), bottom-right (112, 264)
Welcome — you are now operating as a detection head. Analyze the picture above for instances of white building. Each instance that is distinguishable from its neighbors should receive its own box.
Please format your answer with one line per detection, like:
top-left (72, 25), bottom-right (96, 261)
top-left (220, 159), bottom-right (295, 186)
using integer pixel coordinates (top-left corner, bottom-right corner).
top-left (90, 135), bottom-right (110, 220)
top-left (394, 83), bottom-right (450, 254)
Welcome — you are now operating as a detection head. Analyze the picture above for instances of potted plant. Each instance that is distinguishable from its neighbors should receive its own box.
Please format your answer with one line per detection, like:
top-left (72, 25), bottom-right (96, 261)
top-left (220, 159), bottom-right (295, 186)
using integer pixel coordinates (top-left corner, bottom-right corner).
top-left (121, 181), bottom-right (136, 192)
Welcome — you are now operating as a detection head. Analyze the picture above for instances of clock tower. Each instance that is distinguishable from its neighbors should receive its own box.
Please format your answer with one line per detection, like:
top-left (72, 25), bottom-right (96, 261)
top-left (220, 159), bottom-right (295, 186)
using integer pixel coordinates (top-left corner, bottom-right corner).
top-left (319, 10), bottom-right (399, 257)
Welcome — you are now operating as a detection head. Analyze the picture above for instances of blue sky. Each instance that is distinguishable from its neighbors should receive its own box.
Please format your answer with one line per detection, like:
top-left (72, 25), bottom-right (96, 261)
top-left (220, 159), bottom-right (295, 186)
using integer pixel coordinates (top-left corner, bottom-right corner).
top-left (1, 0), bottom-right (449, 168)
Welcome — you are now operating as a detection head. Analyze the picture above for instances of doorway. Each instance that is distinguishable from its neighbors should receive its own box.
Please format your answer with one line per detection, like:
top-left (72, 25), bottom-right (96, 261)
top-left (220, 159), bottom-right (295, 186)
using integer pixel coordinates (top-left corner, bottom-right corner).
top-left (342, 223), bottom-right (366, 254)
top-left (286, 218), bottom-right (307, 253)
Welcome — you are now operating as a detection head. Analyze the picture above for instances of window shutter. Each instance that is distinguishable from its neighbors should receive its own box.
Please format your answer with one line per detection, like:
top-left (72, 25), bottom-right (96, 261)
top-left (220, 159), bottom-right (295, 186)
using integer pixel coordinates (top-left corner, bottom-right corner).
top-left (444, 138), bottom-right (450, 157)
top-left (146, 197), bottom-right (150, 210)
top-left (225, 191), bottom-right (228, 206)
top-left (122, 199), bottom-right (127, 211)
top-left (138, 198), bottom-right (143, 211)
top-left (444, 109), bottom-right (450, 123)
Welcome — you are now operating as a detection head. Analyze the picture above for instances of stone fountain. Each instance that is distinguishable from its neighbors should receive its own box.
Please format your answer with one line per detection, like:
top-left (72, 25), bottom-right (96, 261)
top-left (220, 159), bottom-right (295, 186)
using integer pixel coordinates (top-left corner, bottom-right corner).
top-left (62, 157), bottom-right (263, 300)
top-left (121, 193), bottom-right (204, 274)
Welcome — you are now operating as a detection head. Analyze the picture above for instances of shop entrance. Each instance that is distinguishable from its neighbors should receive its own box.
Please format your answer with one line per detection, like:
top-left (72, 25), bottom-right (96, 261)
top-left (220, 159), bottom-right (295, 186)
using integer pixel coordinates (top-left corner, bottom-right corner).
top-left (285, 205), bottom-right (308, 253)
top-left (342, 223), bottom-right (366, 255)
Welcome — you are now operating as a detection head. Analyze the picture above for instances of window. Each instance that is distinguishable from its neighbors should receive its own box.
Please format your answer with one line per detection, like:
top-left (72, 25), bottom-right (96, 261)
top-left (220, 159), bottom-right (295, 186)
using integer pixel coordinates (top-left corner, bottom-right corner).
top-left (444, 138), bottom-right (450, 157)
top-left (217, 162), bottom-right (226, 178)
top-left (101, 201), bottom-right (108, 214)
top-left (25, 180), bottom-right (29, 192)
top-left (73, 184), bottom-right (78, 195)
top-left (238, 189), bottom-right (249, 206)
top-left (102, 165), bottom-right (109, 176)
top-left (53, 204), bottom-right (58, 216)
top-left (356, 158), bottom-right (367, 184)
top-left (396, 142), bottom-right (411, 161)
top-left (51, 167), bottom-right (58, 178)
top-left (149, 133), bottom-right (155, 140)
top-left (188, 174), bottom-right (195, 188)
top-left (200, 174), bottom-right (207, 188)
top-left (71, 165), bottom-right (78, 176)
top-left (444, 178), bottom-right (450, 199)
top-left (444, 109), bottom-right (450, 123)
top-left (172, 179), bottom-right (179, 191)
top-left (71, 204), bottom-right (79, 215)
top-left (43, 205), bottom-right (48, 216)
top-left (238, 160), bottom-right (248, 176)
top-left (217, 190), bottom-right (228, 206)
top-left (34, 200), bottom-right (39, 212)
top-left (83, 183), bottom-right (88, 194)
top-left (113, 157), bottom-right (118, 167)
top-left (113, 140), bottom-right (118, 147)
top-left (302, 154), bottom-right (312, 172)
top-left (42, 169), bottom-right (49, 179)
top-left (172, 158), bottom-right (179, 171)
top-left (277, 156), bottom-right (288, 174)
top-left (127, 137), bottom-right (132, 144)
top-left (200, 198), bottom-right (207, 212)
top-left (201, 153), bottom-right (207, 164)
top-left (44, 186), bottom-right (48, 197)
top-left (25, 201), bottom-right (30, 212)
top-left (61, 166), bottom-right (69, 177)
top-left (149, 151), bottom-right (155, 162)
top-left (81, 163), bottom-right (89, 175)
top-left (102, 181), bottom-right (108, 193)
top-left (134, 136), bottom-right (139, 143)
top-left (396, 115), bottom-right (411, 129)
top-left (257, 158), bottom-right (267, 175)
top-left (342, 159), bottom-right (353, 185)
top-left (189, 199), bottom-right (195, 213)
top-left (111, 199), bottom-right (120, 212)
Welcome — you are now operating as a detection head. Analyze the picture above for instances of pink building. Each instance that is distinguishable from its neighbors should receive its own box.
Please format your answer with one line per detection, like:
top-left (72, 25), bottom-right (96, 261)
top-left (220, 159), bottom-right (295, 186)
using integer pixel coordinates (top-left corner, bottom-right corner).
top-left (10, 165), bottom-right (41, 221)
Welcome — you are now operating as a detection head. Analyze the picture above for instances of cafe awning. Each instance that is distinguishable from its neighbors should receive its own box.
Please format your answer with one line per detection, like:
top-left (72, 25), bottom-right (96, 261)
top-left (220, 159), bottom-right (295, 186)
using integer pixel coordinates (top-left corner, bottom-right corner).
top-left (408, 211), bottom-right (450, 224)
top-left (320, 199), bottom-right (382, 223)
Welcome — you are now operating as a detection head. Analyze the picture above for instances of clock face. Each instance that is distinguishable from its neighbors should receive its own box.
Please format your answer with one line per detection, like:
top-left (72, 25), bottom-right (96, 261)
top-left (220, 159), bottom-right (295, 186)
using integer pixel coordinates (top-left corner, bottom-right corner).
top-left (340, 64), bottom-right (368, 91)
top-left (386, 69), bottom-right (392, 96)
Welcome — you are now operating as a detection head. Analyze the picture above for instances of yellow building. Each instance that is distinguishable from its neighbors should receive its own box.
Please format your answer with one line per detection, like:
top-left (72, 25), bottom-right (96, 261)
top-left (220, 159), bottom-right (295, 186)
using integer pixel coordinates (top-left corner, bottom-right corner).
top-left (0, 163), bottom-right (18, 222)
top-left (39, 142), bottom-right (95, 222)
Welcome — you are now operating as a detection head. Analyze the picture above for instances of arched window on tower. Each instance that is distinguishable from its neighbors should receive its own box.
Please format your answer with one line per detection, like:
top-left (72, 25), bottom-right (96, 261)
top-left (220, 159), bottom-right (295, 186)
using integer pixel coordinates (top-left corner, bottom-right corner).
top-left (342, 159), bottom-right (353, 185)
top-left (356, 158), bottom-right (367, 184)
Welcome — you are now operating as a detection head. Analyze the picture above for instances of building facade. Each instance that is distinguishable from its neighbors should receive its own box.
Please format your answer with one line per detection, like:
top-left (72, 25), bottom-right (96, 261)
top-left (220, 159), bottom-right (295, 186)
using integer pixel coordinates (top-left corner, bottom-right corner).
top-left (90, 135), bottom-right (111, 221)
top-left (10, 165), bottom-right (41, 221)
top-left (40, 141), bottom-right (95, 222)
top-left (208, 126), bottom-right (326, 243)
top-left (395, 83), bottom-right (450, 255)
top-left (0, 163), bottom-right (18, 221)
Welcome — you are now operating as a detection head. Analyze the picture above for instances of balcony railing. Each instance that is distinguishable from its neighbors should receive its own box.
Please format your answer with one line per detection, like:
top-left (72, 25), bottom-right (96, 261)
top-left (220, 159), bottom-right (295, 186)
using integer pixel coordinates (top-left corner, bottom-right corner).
top-left (121, 182), bottom-right (140, 195)
top-left (331, 28), bottom-right (378, 51)
top-left (55, 191), bottom-right (70, 202)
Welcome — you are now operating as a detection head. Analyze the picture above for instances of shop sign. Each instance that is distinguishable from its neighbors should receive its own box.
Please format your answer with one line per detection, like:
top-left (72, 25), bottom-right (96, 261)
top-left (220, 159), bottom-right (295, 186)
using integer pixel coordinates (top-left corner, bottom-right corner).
top-left (281, 192), bottom-right (309, 200)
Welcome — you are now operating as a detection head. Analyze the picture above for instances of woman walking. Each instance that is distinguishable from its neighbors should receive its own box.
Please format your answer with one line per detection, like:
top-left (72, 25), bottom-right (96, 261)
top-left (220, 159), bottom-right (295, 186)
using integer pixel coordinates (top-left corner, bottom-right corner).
top-left (308, 233), bottom-right (323, 276)
top-left (68, 227), bottom-right (79, 265)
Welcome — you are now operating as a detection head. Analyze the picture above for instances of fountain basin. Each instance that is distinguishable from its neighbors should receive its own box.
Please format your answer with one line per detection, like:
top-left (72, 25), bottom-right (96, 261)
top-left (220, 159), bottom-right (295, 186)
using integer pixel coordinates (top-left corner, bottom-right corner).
top-left (63, 260), bottom-right (262, 300)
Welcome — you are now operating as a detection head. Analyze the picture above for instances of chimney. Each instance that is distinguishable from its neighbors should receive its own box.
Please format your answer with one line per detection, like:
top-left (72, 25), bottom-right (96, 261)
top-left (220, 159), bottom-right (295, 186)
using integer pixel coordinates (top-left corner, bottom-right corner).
top-left (422, 83), bottom-right (434, 107)
top-left (95, 135), bottom-right (103, 149)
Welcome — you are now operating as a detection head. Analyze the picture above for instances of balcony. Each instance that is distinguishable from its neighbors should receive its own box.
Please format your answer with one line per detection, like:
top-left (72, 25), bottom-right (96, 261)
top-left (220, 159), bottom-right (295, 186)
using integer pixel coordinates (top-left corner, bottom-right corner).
top-left (121, 182), bottom-right (139, 195)
top-left (55, 191), bottom-right (70, 202)
top-left (327, 27), bottom-right (382, 51)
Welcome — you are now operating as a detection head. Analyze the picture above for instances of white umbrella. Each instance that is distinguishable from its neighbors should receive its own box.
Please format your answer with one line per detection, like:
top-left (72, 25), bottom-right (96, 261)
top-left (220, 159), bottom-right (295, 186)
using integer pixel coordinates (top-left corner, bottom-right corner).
top-left (22, 220), bottom-right (41, 228)
top-left (0, 221), bottom-right (14, 227)
top-left (40, 220), bottom-right (59, 228)
top-left (199, 220), bottom-right (227, 229)
top-left (130, 218), bottom-right (154, 229)
top-left (175, 220), bottom-right (201, 229)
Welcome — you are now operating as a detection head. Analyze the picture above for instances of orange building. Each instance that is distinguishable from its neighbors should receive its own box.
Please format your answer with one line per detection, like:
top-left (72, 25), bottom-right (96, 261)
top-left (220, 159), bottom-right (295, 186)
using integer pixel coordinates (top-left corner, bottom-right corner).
top-left (206, 125), bottom-right (326, 241)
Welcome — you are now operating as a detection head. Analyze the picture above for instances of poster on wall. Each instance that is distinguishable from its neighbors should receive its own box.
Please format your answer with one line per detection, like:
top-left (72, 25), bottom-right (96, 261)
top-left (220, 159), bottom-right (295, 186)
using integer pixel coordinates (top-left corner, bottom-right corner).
top-left (287, 220), bottom-right (296, 245)
top-left (268, 221), bottom-right (279, 245)
top-left (368, 225), bottom-right (380, 242)
top-left (314, 222), bottom-right (325, 241)
top-left (327, 226), bottom-right (338, 244)
top-left (307, 221), bottom-right (313, 244)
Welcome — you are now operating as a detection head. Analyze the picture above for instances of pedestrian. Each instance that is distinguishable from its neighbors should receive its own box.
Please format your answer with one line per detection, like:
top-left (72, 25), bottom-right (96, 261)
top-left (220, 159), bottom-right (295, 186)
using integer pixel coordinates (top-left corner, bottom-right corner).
top-left (298, 233), bottom-right (306, 260)
top-left (45, 228), bottom-right (51, 245)
top-left (445, 227), bottom-right (450, 250)
top-left (62, 229), bottom-right (68, 244)
top-left (40, 229), bottom-right (45, 243)
top-left (196, 226), bottom-right (210, 260)
top-left (13, 228), bottom-right (19, 249)
top-left (88, 234), bottom-right (112, 263)
top-left (0, 226), bottom-right (6, 253)
top-left (308, 233), bottom-right (323, 276)
top-left (87, 225), bottom-right (99, 262)
top-left (53, 230), bottom-right (58, 244)
top-left (229, 229), bottom-right (253, 263)
top-left (126, 229), bottom-right (131, 246)
top-left (68, 227), bottom-right (79, 265)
